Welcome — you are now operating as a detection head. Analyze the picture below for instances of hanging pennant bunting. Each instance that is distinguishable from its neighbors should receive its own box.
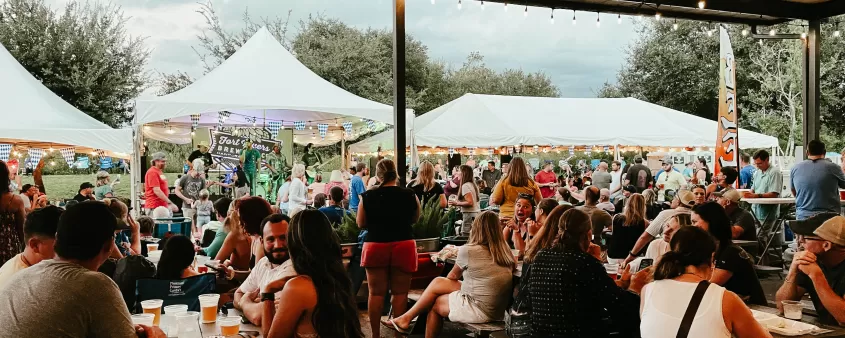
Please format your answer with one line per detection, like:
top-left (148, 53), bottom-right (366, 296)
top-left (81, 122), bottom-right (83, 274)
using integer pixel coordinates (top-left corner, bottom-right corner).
top-left (267, 121), bottom-right (282, 139)
top-left (568, 146), bottom-right (575, 156)
top-left (469, 147), bottom-right (476, 156)
top-left (365, 119), bottom-right (377, 131)
top-left (342, 122), bottom-right (354, 137)
top-left (190, 114), bottom-right (200, 130)
top-left (448, 147), bottom-right (455, 156)
top-left (585, 146), bottom-right (592, 156)
top-left (0, 144), bottom-right (10, 162)
top-left (217, 111), bottom-right (230, 129)
top-left (317, 123), bottom-right (329, 139)
top-left (59, 147), bottom-right (75, 166)
top-left (96, 149), bottom-right (107, 160)
top-left (28, 148), bottom-right (45, 166)
top-left (294, 121), bottom-right (306, 131)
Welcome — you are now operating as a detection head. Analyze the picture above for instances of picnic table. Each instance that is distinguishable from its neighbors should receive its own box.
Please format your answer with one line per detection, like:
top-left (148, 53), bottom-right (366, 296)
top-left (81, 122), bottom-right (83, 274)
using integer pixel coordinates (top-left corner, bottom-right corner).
top-left (750, 305), bottom-right (845, 337)
top-left (200, 308), bottom-right (262, 337)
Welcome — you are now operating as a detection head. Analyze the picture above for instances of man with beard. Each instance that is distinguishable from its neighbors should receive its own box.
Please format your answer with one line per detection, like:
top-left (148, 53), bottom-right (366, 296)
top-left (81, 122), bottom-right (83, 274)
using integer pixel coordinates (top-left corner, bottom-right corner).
top-left (144, 152), bottom-right (178, 215)
top-left (234, 214), bottom-right (296, 324)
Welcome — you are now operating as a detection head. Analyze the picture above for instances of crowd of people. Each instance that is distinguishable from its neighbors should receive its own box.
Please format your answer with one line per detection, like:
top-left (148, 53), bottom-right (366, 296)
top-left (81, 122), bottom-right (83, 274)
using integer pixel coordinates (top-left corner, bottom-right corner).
top-left (2, 138), bottom-right (845, 337)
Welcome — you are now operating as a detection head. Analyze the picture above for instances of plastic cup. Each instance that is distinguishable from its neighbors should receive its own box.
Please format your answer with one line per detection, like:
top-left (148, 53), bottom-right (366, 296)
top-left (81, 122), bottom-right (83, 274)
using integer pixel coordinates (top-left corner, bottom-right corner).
top-left (218, 316), bottom-right (241, 336)
top-left (147, 243), bottom-right (159, 252)
top-left (511, 249), bottom-right (520, 261)
top-left (198, 294), bottom-right (220, 323)
top-left (604, 263), bottom-right (619, 281)
top-left (140, 299), bottom-right (163, 326)
top-left (162, 304), bottom-right (188, 336)
top-left (782, 300), bottom-right (803, 320)
top-left (131, 313), bottom-right (155, 327)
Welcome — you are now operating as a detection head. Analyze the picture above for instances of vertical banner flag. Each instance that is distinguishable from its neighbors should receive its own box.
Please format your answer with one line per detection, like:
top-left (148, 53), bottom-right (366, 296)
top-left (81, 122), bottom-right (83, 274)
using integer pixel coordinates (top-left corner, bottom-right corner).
top-left (342, 122), bottom-right (354, 137)
top-left (0, 144), bottom-right (10, 161)
top-left (716, 24), bottom-right (738, 184)
top-left (267, 121), bottom-right (282, 139)
top-left (317, 123), bottom-right (329, 139)
top-left (28, 148), bottom-right (44, 166)
top-left (59, 147), bottom-right (75, 166)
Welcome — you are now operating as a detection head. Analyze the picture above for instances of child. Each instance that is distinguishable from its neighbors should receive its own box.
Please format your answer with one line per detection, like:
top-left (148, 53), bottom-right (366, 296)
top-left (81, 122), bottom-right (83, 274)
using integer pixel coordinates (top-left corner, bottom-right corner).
top-left (137, 216), bottom-right (155, 238)
top-left (193, 189), bottom-right (214, 232)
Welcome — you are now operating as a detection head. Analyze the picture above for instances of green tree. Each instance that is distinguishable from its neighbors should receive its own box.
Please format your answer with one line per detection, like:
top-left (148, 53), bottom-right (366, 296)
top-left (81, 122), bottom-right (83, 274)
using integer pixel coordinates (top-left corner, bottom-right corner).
top-left (0, 0), bottom-right (149, 127)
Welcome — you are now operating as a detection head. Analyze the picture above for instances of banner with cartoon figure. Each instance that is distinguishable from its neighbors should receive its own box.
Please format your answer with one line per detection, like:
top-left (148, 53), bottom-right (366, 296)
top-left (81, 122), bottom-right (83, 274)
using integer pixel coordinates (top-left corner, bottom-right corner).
top-left (716, 25), bottom-right (739, 180)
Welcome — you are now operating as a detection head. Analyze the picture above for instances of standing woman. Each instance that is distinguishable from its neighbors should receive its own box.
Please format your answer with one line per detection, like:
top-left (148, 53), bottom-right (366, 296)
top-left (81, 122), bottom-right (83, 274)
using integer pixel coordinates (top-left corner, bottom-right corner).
top-left (449, 165), bottom-right (480, 236)
top-left (357, 159), bottom-right (420, 337)
top-left (490, 157), bottom-right (542, 220)
top-left (694, 157), bottom-right (712, 186)
top-left (0, 161), bottom-right (25, 265)
top-left (287, 164), bottom-right (308, 216)
top-left (408, 161), bottom-right (446, 208)
top-left (607, 194), bottom-right (648, 266)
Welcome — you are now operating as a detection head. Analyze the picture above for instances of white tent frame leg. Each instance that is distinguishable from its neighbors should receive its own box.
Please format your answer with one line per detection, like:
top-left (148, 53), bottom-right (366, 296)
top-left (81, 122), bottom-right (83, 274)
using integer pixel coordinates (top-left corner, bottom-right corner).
top-left (131, 123), bottom-right (142, 217)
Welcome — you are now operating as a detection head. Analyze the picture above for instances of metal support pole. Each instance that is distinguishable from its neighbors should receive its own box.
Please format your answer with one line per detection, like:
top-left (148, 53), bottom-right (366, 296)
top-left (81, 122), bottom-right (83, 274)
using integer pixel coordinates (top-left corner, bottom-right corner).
top-left (393, 0), bottom-right (407, 187)
top-left (802, 20), bottom-right (821, 149)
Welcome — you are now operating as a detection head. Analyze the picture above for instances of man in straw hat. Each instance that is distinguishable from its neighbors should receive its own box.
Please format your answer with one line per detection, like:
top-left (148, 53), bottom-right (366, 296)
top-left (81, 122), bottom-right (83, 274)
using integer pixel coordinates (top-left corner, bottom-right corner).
top-left (777, 213), bottom-right (845, 325)
top-left (187, 140), bottom-right (214, 175)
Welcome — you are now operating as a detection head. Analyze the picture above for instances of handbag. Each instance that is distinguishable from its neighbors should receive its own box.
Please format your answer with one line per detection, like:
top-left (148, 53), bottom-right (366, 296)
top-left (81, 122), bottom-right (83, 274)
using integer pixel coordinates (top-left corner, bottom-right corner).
top-left (676, 280), bottom-right (711, 338)
top-left (505, 263), bottom-right (532, 338)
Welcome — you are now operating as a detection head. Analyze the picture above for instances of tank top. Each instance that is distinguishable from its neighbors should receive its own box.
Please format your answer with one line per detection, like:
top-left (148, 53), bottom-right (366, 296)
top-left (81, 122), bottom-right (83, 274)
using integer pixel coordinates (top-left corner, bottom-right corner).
top-left (640, 279), bottom-right (730, 338)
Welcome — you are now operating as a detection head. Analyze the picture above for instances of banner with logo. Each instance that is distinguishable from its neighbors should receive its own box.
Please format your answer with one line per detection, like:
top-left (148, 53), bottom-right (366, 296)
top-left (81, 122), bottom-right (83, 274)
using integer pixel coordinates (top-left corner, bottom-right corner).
top-left (207, 128), bottom-right (293, 171)
top-left (715, 25), bottom-right (739, 182)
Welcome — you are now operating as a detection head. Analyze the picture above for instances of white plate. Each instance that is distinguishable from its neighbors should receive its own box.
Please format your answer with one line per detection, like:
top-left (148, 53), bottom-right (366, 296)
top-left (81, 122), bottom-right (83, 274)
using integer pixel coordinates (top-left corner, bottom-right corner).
top-left (758, 317), bottom-right (819, 336)
top-left (751, 309), bottom-right (777, 321)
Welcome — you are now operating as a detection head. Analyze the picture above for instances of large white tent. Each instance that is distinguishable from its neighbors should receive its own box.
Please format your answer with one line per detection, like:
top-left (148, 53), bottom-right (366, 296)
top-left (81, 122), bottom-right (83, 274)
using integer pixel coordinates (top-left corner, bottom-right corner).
top-left (413, 93), bottom-right (780, 149)
top-left (0, 42), bottom-right (132, 155)
top-left (134, 26), bottom-right (393, 143)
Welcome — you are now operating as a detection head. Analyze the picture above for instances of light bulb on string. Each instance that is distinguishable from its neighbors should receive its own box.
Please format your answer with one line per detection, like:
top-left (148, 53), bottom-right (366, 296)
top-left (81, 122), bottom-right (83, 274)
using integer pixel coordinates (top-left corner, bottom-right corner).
top-left (191, 131), bottom-right (195, 136)
top-left (549, 9), bottom-right (553, 23)
top-left (571, 10), bottom-right (576, 25)
top-left (480, 1), bottom-right (484, 10)
top-left (698, 1), bottom-right (705, 9)
top-left (503, 2), bottom-right (507, 11)
top-left (672, 20), bottom-right (678, 30)
top-left (758, 39), bottom-right (763, 45)
top-left (707, 29), bottom-right (713, 37)
top-left (335, 119), bottom-right (339, 127)
top-left (741, 29), bottom-right (748, 36)
top-left (457, 0), bottom-right (461, 10)
top-left (524, 6), bottom-right (528, 18)
top-left (654, 13), bottom-right (661, 21)
top-left (617, 13), bottom-right (621, 24)
top-left (835, 30), bottom-right (842, 37)
top-left (769, 29), bottom-right (776, 36)
top-left (596, 13), bottom-right (601, 27)
top-left (801, 32), bottom-right (807, 39)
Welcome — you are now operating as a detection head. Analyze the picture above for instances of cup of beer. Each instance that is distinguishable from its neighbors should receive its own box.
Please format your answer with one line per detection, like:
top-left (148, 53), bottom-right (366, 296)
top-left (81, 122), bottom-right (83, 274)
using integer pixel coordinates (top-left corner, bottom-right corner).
top-left (147, 243), bottom-right (159, 252)
top-left (218, 316), bottom-right (241, 336)
top-left (131, 313), bottom-right (155, 327)
top-left (140, 299), bottom-right (164, 326)
top-left (198, 294), bottom-right (221, 323)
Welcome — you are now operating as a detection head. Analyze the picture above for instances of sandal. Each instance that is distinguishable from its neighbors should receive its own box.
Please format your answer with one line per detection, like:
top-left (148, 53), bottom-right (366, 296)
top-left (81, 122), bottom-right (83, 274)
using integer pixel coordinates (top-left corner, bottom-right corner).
top-left (381, 316), bottom-right (415, 335)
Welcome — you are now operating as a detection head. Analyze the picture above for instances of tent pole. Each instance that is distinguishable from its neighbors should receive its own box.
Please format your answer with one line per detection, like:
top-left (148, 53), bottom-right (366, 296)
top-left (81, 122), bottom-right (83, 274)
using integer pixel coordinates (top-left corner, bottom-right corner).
top-left (341, 130), bottom-right (346, 171)
top-left (392, 0), bottom-right (407, 186)
top-left (131, 123), bottom-right (141, 217)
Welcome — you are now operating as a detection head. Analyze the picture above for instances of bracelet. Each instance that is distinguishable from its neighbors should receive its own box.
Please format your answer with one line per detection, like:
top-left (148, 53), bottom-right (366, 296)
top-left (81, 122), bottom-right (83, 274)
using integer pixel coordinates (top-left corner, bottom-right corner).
top-left (260, 292), bottom-right (275, 302)
top-left (629, 251), bottom-right (636, 257)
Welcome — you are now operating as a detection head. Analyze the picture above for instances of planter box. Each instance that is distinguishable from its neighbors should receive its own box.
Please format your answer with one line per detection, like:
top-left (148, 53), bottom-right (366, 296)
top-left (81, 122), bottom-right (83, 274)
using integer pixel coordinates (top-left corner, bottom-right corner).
top-left (414, 238), bottom-right (440, 253)
top-left (341, 243), bottom-right (357, 258)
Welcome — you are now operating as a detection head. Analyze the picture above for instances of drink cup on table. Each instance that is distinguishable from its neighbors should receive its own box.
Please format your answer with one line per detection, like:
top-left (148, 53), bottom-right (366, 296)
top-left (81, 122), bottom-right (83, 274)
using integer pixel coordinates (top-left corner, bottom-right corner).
top-left (218, 316), bottom-right (241, 336)
top-left (131, 313), bottom-right (155, 327)
top-left (198, 294), bottom-right (221, 323)
top-left (162, 304), bottom-right (188, 335)
top-left (147, 243), bottom-right (159, 252)
top-left (140, 299), bottom-right (163, 326)
top-left (781, 300), bottom-right (803, 320)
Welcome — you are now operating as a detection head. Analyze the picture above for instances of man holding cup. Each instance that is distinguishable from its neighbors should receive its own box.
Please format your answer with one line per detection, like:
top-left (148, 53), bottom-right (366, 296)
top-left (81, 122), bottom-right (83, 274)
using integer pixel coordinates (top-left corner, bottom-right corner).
top-left (0, 201), bottom-right (165, 337)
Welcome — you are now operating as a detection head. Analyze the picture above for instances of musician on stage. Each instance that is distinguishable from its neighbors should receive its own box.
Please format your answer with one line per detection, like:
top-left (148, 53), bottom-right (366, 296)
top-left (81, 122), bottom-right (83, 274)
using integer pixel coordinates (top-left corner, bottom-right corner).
top-left (265, 144), bottom-right (290, 201)
top-left (187, 141), bottom-right (215, 176)
top-left (239, 139), bottom-right (261, 196)
top-left (301, 143), bottom-right (322, 183)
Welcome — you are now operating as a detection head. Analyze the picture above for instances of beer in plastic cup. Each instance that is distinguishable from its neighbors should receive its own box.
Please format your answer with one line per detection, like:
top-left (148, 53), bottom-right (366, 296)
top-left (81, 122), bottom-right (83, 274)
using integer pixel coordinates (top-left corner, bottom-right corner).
top-left (147, 243), bottom-right (159, 252)
top-left (131, 313), bottom-right (155, 327)
top-left (218, 316), bottom-right (241, 336)
top-left (140, 299), bottom-right (163, 326)
top-left (198, 294), bottom-right (220, 323)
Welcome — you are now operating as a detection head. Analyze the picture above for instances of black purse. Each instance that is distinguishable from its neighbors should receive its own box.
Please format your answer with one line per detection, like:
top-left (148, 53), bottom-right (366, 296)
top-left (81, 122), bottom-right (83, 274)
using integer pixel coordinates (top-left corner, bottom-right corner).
top-left (505, 263), bottom-right (532, 338)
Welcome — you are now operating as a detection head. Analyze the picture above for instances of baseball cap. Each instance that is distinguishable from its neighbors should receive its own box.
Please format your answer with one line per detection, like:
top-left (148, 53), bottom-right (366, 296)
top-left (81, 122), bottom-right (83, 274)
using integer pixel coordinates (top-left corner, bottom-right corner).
top-left (623, 185), bottom-right (637, 194)
top-left (79, 182), bottom-right (94, 191)
top-left (713, 189), bottom-right (742, 203)
top-left (634, 155), bottom-right (643, 161)
top-left (677, 190), bottom-right (696, 208)
top-left (814, 215), bottom-right (845, 246)
top-left (55, 201), bottom-right (129, 260)
top-left (790, 212), bottom-right (839, 236)
top-left (661, 155), bottom-right (673, 164)
top-left (150, 152), bottom-right (167, 163)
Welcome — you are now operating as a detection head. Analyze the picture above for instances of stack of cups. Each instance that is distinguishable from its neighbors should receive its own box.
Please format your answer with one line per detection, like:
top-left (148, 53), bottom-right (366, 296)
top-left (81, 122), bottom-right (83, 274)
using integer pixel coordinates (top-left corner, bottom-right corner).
top-left (131, 313), bottom-right (155, 327)
top-left (198, 294), bottom-right (221, 324)
top-left (140, 299), bottom-right (164, 326)
top-left (162, 304), bottom-right (188, 336)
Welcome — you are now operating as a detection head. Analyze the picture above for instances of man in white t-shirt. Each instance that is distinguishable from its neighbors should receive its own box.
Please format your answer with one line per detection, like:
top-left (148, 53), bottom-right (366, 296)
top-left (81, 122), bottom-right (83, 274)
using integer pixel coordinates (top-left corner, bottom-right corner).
top-left (234, 214), bottom-right (297, 324)
top-left (609, 161), bottom-right (624, 202)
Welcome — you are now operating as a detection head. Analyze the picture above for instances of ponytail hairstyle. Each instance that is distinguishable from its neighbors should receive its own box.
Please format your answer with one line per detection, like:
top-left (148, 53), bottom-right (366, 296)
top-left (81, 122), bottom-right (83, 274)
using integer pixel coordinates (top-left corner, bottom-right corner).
top-left (376, 159), bottom-right (398, 185)
top-left (551, 208), bottom-right (592, 252)
top-left (654, 226), bottom-right (717, 280)
top-left (525, 204), bottom-right (573, 263)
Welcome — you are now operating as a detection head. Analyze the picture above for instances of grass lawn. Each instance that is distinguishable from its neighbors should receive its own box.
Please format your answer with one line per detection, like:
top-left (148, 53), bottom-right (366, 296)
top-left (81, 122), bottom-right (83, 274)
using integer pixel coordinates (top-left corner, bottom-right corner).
top-left (19, 173), bottom-right (182, 200)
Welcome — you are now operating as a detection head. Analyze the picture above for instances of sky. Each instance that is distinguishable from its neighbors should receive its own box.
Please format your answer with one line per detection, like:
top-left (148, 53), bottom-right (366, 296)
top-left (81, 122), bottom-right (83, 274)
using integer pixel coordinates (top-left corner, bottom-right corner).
top-left (45, 0), bottom-right (641, 98)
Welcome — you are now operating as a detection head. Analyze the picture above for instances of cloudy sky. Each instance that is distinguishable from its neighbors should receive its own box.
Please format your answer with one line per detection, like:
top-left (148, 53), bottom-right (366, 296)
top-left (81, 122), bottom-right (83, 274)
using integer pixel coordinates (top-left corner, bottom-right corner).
top-left (48, 0), bottom-right (641, 97)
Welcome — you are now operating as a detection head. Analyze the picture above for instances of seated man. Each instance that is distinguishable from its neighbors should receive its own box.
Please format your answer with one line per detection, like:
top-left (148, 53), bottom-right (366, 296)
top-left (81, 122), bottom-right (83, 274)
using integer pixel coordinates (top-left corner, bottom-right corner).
top-left (777, 214), bottom-right (845, 326)
top-left (714, 189), bottom-right (757, 242)
top-left (73, 182), bottom-right (96, 202)
top-left (706, 166), bottom-right (738, 199)
top-left (0, 201), bottom-right (165, 337)
top-left (0, 205), bottom-right (62, 287)
top-left (234, 213), bottom-right (296, 324)
top-left (596, 188), bottom-right (616, 214)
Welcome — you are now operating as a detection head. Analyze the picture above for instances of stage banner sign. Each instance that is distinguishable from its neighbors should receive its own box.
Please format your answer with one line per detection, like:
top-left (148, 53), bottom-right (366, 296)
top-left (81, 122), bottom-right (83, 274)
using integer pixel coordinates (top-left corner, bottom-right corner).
top-left (716, 25), bottom-right (739, 182)
top-left (209, 129), bottom-right (277, 171)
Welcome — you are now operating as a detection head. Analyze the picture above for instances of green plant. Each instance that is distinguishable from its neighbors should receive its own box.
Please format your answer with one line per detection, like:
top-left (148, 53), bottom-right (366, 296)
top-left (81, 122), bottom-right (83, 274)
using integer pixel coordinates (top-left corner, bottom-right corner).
top-left (336, 211), bottom-right (360, 244)
top-left (412, 197), bottom-right (449, 239)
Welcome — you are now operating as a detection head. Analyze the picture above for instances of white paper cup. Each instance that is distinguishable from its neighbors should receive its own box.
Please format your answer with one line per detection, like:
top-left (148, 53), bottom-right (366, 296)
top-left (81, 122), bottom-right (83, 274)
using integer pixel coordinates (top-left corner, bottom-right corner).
top-left (131, 313), bottom-right (155, 327)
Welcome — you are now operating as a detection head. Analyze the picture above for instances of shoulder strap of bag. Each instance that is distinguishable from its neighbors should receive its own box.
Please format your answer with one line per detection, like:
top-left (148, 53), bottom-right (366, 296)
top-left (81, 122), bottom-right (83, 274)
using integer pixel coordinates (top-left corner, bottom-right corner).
top-left (676, 280), bottom-right (710, 338)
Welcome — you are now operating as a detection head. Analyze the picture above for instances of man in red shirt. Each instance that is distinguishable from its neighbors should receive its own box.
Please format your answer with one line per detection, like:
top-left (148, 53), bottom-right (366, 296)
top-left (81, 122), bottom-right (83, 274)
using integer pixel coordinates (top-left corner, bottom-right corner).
top-left (535, 161), bottom-right (558, 199)
top-left (144, 152), bottom-right (177, 214)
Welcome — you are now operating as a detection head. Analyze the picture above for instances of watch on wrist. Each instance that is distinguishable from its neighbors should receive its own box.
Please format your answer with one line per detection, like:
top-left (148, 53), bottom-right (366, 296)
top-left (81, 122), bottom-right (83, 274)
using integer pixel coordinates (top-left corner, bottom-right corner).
top-left (260, 292), bottom-right (275, 302)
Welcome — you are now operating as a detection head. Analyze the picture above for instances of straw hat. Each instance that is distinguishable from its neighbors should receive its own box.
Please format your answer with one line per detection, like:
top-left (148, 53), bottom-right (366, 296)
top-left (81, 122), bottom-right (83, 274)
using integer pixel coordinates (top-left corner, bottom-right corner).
top-left (329, 170), bottom-right (343, 183)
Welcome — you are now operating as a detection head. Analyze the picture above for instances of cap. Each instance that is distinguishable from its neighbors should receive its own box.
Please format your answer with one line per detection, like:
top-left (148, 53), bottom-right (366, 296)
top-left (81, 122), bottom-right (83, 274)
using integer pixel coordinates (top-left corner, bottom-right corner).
top-left (634, 155), bottom-right (643, 161)
top-left (814, 215), bottom-right (845, 246)
top-left (623, 185), bottom-right (637, 194)
top-left (661, 155), bottom-right (673, 163)
top-left (150, 152), bottom-right (167, 163)
top-left (677, 190), bottom-right (696, 208)
top-left (197, 141), bottom-right (210, 148)
top-left (790, 212), bottom-right (839, 236)
top-left (713, 189), bottom-right (742, 203)
top-left (56, 201), bottom-right (129, 259)
top-left (79, 182), bottom-right (94, 191)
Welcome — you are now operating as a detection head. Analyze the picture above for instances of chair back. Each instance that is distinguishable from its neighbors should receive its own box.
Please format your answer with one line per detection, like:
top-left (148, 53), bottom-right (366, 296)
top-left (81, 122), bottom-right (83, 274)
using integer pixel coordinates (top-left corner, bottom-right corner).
top-left (134, 274), bottom-right (216, 313)
top-left (201, 229), bottom-right (216, 247)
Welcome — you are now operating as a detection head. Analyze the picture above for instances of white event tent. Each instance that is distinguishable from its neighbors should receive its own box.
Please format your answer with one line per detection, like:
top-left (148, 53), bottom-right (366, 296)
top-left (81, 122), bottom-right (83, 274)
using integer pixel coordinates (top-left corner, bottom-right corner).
top-left (0, 42), bottom-right (132, 156)
top-left (412, 93), bottom-right (780, 149)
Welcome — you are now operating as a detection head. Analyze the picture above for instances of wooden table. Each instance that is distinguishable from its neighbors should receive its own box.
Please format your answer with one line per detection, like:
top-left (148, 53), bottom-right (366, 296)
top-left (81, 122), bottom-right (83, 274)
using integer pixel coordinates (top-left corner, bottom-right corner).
top-left (200, 308), bottom-right (262, 337)
top-left (750, 305), bottom-right (845, 337)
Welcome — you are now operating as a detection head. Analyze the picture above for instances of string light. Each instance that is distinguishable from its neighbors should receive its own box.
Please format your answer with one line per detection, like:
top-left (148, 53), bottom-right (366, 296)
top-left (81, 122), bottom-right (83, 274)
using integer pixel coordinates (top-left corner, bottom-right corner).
top-left (741, 29), bottom-right (748, 36)
top-left (503, 2), bottom-right (507, 11)
top-left (617, 13), bottom-right (621, 24)
top-left (572, 10), bottom-right (576, 25)
top-left (480, 1), bottom-right (484, 10)
top-left (191, 131), bottom-right (195, 136)
top-left (457, 0), bottom-right (461, 10)
top-left (758, 39), bottom-right (763, 45)
top-left (707, 29), bottom-right (713, 37)
top-left (524, 6), bottom-right (528, 18)
top-left (801, 32), bottom-right (807, 39)
top-left (672, 20), bottom-right (678, 30)
top-left (549, 9), bottom-right (553, 23)
top-left (309, 121), bottom-right (313, 130)
top-left (835, 29), bottom-right (841, 37)
top-left (698, 1), bottom-right (705, 9)
top-left (654, 13), bottom-right (661, 21)
top-left (596, 13), bottom-right (601, 27)
top-left (769, 29), bottom-right (776, 36)
top-left (335, 119), bottom-right (339, 127)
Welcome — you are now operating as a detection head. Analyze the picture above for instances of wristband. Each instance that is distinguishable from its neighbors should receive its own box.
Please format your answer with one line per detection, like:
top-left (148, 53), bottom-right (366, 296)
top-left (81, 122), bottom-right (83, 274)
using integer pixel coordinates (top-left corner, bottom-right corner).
top-left (629, 251), bottom-right (636, 257)
top-left (260, 292), bottom-right (275, 302)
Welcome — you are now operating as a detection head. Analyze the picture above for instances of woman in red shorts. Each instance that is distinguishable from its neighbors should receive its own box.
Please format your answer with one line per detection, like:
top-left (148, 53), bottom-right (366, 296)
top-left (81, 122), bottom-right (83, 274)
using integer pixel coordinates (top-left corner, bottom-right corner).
top-left (356, 159), bottom-right (421, 337)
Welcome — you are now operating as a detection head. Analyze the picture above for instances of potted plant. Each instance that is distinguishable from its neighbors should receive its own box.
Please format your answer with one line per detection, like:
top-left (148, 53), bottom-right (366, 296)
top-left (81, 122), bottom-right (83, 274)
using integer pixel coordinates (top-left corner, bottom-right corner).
top-left (412, 197), bottom-right (449, 252)
top-left (336, 211), bottom-right (360, 258)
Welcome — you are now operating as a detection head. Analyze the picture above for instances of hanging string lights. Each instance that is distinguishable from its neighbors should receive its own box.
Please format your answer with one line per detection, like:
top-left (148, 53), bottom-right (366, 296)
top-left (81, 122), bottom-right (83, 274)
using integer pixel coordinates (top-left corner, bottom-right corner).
top-left (597, 13), bottom-right (601, 27)
top-left (571, 10), bottom-right (576, 25)
top-left (617, 13), bottom-right (621, 24)
top-left (549, 8), bottom-right (553, 24)
top-left (457, 0), bottom-right (461, 10)
top-left (698, 1), bottom-right (706, 9)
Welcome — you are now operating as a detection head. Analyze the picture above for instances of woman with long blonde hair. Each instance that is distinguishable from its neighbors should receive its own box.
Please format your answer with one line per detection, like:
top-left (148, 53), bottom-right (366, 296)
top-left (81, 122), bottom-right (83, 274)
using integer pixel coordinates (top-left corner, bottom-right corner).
top-left (608, 193), bottom-right (649, 265)
top-left (386, 211), bottom-right (514, 337)
top-left (490, 157), bottom-right (542, 219)
top-left (449, 165), bottom-right (481, 235)
top-left (409, 161), bottom-right (446, 208)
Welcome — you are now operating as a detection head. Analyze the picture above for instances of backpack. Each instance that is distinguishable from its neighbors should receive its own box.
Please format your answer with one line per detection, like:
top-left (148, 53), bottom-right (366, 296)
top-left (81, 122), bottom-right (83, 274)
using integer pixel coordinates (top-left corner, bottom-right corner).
top-left (113, 255), bottom-right (157, 311)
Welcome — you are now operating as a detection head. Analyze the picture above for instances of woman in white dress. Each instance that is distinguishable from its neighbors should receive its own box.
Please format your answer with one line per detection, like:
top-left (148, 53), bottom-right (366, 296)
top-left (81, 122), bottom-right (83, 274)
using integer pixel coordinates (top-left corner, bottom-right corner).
top-left (287, 164), bottom-right (308, 216)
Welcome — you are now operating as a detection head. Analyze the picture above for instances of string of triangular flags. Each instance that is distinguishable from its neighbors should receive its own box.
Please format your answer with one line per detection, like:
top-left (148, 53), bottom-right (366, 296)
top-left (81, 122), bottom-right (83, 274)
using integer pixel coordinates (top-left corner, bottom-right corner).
top-left (293, 121), bottom-right (306, 131)
top-left (317, 123), bottom-right (329, 139)
top-left (28, 148), bottom-right (44, 165)
top-left (342, 122), bottom-right (354, 137)
top-left (0, 144), bottom-right (11, 162)
top-left (217, 111), bottom-right (231, 129)
top-left (190, 114), bottom-right (200, 133)
top-left (59, 147), bottom-right (75, 166)
top-left (267, 121), bottom-right (282, 139)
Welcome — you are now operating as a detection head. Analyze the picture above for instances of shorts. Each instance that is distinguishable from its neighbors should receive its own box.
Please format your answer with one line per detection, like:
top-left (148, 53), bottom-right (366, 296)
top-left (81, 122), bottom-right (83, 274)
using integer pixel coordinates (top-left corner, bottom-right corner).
top-left (447, 291), bottom-right (497, 323)
top-left (182, 207), bottom-right (196, 219)
top-left (196, 215), bottom-right (211, 229)
top-left (360, 240), bottom-right (418, 273)
top-left (461, 212), bottom-right (478, 236)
